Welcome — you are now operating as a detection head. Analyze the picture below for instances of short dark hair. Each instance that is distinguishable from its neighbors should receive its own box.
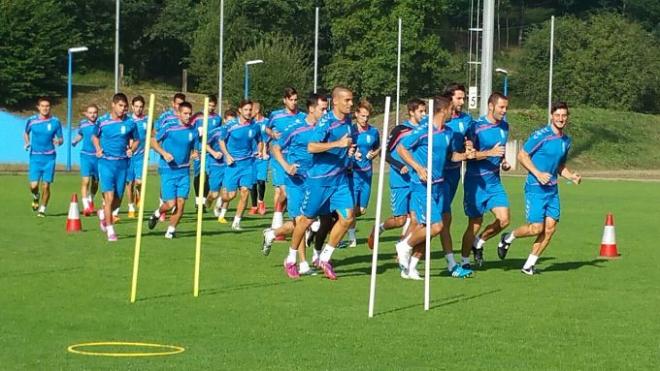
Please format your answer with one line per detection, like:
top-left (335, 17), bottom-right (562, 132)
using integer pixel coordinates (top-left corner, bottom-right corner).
top-left (224, 109), bottom-right (237, 120)
top-left (283, 87), bottom-right (298, 99)
top-left (551, 101), bottom-right (569, 114)
top-left (407, 98), bottom-right (426, 113)
top-left (331, 85), bottom-right (352, 99)
top-left (442, 83), bottom-right (466, 99)
top-left (132, 95), bottom-right (145, 105)
top-left (306, 93), bottom-right (327, 110)
top-left (432, 96), bottom-right (452, 114)
top-left (208, 95), bottom-right (218, 104)
top-left (178, 101), bottom-right (193, 111)
top-left (238, 99), bottom-right (253, 108)
top-left (487, 92), bottom-right (508, 106)
top-left (113, 93), bottom-right (129, 104)
top-left (37, 96), bottom-right (51, 105)
top-left (173, 93), bottom-right (186, 102)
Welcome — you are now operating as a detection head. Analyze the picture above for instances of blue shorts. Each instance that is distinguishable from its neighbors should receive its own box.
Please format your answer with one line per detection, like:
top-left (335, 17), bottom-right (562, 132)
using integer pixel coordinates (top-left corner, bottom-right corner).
top-left (463, 177), bottom-right (509, 218)
top-left (351, 170), bottom-right (373, 209)
top-left (193, 158), bottom-right (202, 177)
top-left (159, 168), bottom-right (191, 201)
top-left (442, 167), bottom-right (461, 213)
top-left (126, 154), bottom-right (144, 182)
top-left (411, 183), bottom-right (444, 225)
top-left (223, 159), bottom-right (255, 193)
top-left (99, 158), bottom-right (129, 198)
top-left (285, 175), bottom-right (305, 219)
top-left (80, 153), bottom-right (99, 179)
top-left (271, 160), bottom-right (286, 187)
top-left (256, 158), bottom-right (269, 182)
top-left (390, 186), bottom-right (411, 217)
top-left (301, 179), bottom-right (354, 219)
top-left (525, 188), bottom-right (560, 223)
top-left (29, 154), bottom-right (56, 183)
top-left (208, 165), bottom-right (225, 192)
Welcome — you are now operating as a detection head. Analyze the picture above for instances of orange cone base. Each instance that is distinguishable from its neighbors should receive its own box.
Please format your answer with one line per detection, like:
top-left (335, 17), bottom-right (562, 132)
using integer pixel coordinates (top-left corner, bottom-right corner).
top-left (66, 219), bottom-right (82, 233)
top-left (599, 244), bottom-right (620, 259)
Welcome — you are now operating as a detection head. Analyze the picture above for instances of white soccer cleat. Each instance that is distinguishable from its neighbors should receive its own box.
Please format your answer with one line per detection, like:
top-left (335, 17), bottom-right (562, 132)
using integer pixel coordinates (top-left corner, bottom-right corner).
top-left (348, 239), bottom-right (357, 248)
top-left (395, 242), bottom-right (412, 273)
top-left (406, 269), bottom-right (423, 281)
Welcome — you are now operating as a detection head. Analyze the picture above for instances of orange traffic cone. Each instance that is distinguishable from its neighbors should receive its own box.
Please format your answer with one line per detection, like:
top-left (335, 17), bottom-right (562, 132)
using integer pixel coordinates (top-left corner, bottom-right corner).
top-left (66, 194), bottom-right (83, 233)
top-left (599, 213), bottom-right (619, 259)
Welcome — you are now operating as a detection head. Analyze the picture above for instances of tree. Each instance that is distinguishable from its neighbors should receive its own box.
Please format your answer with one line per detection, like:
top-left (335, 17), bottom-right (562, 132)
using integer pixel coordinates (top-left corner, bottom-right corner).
top-left (0, 0), bottom-right (74, 105)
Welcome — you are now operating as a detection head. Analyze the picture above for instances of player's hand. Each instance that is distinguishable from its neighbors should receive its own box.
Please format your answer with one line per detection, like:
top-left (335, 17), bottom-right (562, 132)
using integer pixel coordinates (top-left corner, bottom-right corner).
top-left (352, 147), bottom-right (362, 160)
top-left (571, 172), bottom-right (582, 185)
top-left (336, 134), bottom-right (352, 148)
top-left (225, 154), bottom-right (234, 165)
top-left (465, 147), bottom-right (476, 160)
top-left (262, 153), bottom-right (270, 160)
top-left (163, 152), bottom-right (174, 163)
top-left (126, 148), bottom-right (134, 158)
top-left (286, 163), bottom-right (299, 176)
top-left (191, 151), bottom-right (199, 160)
top-left (535, 172), bottom-right (552, 185)
top-left (465, 139), bottom-right (474, 151)
top-left (416, 166), bottom-right (428, 182)
top-left (271, 130), bottom-right (282, 140)
top-left (95, 148), bottom-right (103, 158)
top-left (488, 143), bottom-right (505, 157)
top-left (367, 150), bottom-right (378, 160)
top-left (400, 166), bottom-right (409, 175)
top-left (212, 151), bottom-right (223, 160)
top-left (501, 159), bottom-right (511, 171)
top-left (24, 144), bottom-right (31, 152)
top-left (71, 140), bottom-right (78, 147)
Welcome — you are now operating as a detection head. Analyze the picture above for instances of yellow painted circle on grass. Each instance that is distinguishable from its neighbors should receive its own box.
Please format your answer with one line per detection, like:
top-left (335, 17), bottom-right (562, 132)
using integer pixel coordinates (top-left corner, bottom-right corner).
top-left (67, 341), bottom-right (185, 357)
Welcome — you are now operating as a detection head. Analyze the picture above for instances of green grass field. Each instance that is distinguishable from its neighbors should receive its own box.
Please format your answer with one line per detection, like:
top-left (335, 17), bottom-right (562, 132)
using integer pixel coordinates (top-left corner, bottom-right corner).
top-left (1, 173), bottom-right (659, 370)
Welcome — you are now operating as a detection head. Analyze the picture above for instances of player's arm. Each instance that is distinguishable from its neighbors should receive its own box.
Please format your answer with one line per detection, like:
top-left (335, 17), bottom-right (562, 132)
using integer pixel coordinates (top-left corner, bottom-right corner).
top-left (517, 149), bottom-right (551, 185)
top-left (23, 132), bottom-right (30, 150)
top-left (397, 134), bottom-right (427, 182)
top-left (559, 165), bottom-right (581, 184)
top-left (150, 136), bottom-right (173, 162)
top-left (384, 127), bottom-right (408, 172)
top-left (473, 142), bottom-right (505, 160)
top-left (72, 133), bottom-right (83, 146)
top-left (271, 144), bottom-right (297, 175)
top-left (92, 133), bottom-right (103, 157)
top-left (307, 134), bottom-right (352, 153)
top-left (218, 139), bottom-right (233, 165)
top-left (54, 121), bottom-right (64, 146)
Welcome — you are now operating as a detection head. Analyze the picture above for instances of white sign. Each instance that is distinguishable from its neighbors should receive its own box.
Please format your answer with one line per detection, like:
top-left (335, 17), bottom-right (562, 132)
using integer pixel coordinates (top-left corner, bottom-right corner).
top-left (468, 86), bottom-right (478, 110)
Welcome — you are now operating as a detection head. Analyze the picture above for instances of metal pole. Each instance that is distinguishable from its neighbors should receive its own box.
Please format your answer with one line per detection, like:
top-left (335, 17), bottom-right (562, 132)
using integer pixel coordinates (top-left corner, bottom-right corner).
top-left (114, 0), bottom-right (120, 93)
top-left (66, 53), bottom-right (73, 172)
top-left (479, 0), bottom-right (495, 116)
top-left (244, 64), bottom-right (249, 99)
top-left (395, 18), bottom-right (402, 125)
top-left (504, 76), bottom-right (508, 96)
top-left (314, 7), bottom-right (319, 93)
top-left (218, 0), bottom-right (224, 112)
top-left (548, 15), bottom-right (555, 122)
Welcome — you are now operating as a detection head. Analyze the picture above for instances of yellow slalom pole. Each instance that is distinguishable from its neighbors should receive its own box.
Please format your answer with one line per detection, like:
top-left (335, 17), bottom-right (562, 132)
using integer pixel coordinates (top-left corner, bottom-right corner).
top-left (193, 97), bottom-right (210, 297)
top-left (130, 94), bottom-right (155, 303)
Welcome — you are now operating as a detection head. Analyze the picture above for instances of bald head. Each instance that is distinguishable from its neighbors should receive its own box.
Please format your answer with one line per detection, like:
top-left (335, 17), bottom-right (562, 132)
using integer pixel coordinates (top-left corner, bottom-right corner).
top-left (331, 86), bottom-right (353, 118)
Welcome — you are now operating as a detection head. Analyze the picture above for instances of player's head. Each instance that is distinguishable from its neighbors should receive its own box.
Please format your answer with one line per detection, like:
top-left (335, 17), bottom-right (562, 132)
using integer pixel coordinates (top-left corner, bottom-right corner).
top-left (550, 101), bottom-right (569, 130)
top-left (172, 93), bottom-right (186, 110)
top-left (36, 97), bottom-right (52, 117)
top-left (224, 109), bottom-right (237, 121)
top-left (178, 101), bottom-right (193, 125)
top-left (132, 95), bottom-right (145, 116)
top-left (251, 101), bottom-right (262, 118)
top-left (282, 87), bottom-right (298, 112)
top-left (208, 95), bottom-right (217, 113)
top-left (355, 99), bottom-right (372, 126)
top-left (331, 86), bottom-right (353, 116)
top-left (431, 96), bottom-right (452, 126)
top-left (306, 93), bottom-right (328, 122)
top-left (442, 83), bottom-right (466, 114)
top-left (85, 104), bottom-right (99, 122)
top-left (237, 99), bottom-right (253, 121)
top-left (112, 93), bottom-right (129, 117)
top-left (487, 92), bottom-right (508, 121)
top-left (407, 98), bottom-right (426, 124)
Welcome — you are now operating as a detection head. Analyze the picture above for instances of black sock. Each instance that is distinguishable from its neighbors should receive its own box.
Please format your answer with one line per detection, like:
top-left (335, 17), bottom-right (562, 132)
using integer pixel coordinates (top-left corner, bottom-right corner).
top-left (257, 181), bottom-right (266, 202)
top-left (250, 184), bottom-right (258, 207)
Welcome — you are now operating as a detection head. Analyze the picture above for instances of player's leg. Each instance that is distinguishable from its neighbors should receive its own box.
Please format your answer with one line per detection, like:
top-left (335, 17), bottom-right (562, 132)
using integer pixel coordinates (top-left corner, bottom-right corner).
top-left (461, 216), bottom-right (483, 267)
top-left (367, 185), bottom-right (408, 249)
top-left (29, 180), bottom-right (40, 211)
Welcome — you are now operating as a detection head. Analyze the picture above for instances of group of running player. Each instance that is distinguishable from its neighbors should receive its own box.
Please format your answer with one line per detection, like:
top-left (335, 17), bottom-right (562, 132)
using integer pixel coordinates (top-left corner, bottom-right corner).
top-left (23, 82), bottom-right (580, 280)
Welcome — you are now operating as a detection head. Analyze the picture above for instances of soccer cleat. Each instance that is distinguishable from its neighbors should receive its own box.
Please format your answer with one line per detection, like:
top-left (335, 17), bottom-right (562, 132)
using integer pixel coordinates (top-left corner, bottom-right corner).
top-left (400, 269), bottom-right (410, 279)
top-left (348, 239), bottom-right (357, 248)
top-left (521, 266), bottom-right (539, 276)
top-left (283, 261), bottom-right (300, 279)
top-left (83, 207), bottom-right (93, 217)
top-left (257, 203), bottom-right (266, 215)
top-left (299, 265), bottom-right (318, 276)
top-left (450, 265), bottom-right (474, 278)
top-left (99, 220), bottom-right (107, 233)
top-left (218, 216), bottom-right (228, 224)
top-left (128, 211), bottom-right (136, 219)
top-left (148, 214), bottom-right (159, 230)
top-left (407, 269), bottom-right (423, 280)
top-left (165, 231), bottom-right (176, 239)
top-left (213, 207), bottom-right (221, 217)
top-left (37, 211), bottom-right (46, 218)
top-left (248, 206), bottom-right (258, 215)
top-left (107, 233), bottom-right (118, 242)
top-left (395, 242), bottom-right (412, 273)
top-left (31, 197), bottom-right (39, 211)
top-left (262, 229), bottom-right (274, 256)
top-left (312, 257), bottom-right (321, 269)
top-left (472, 246), bottom-right (484, 267)
top-left (367, 227), bottom-right (375, 250)
top-left (319, 261), bottom-right (337, 280)
top-left (231, 223), bottom-right (242, 231)
top-left (498, 233), bottom-right (512, 260)
top-left (112, 215), bottom-right (121, 224)
top-left (337, 240), bottom-right (350, 249)
top-left (462, 263), bottom-right (472, 270)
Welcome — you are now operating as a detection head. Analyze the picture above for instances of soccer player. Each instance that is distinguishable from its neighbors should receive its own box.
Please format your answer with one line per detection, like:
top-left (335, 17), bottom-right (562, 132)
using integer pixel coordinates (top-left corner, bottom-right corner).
top-left (72, 104), bottom-right (99, 216)
top-left (345, 100), bottom-right (380, 247)
top-left (282, 86), bottom-right (356, 280)
top-left (460, 92), bottom-right (510, 267)
top-left (439, 84), bottom-right (475, 272)
top-left (156, 93), bottom-right (186, 131)
top-left (125, 96), bottom-right (148, 218)
top-left (204, 121), bottom-right (226, 218)
top-left (191, 95), bottom-right (222, 209)
top-left (367, 98), bottom-right (426, 249)
top-left (147, 102), bottom-right (199, 238)
top-left (215, 109), bottom-right (237, 222)
top-left (219, 99), bottom-right (262, 231)
top-left (24, 97), bottom-right (63, 217)
top-left (497, 102), bottom-right (581, 275)
top-left (249, 101), bottom-right (269, 215)
top-left (266, 88), bottom-right (306, 231)
top-left (262, 94), bottom-right (328, 275)
top-left (93, 93), bottom-right (139, 241)
top-left (395, 96), bottom-right (474, 280)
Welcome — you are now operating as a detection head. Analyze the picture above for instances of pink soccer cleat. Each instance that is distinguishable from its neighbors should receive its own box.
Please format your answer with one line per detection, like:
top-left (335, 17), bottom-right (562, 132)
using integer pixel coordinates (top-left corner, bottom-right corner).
top-left (283, 260), bottom-right (300, 279)
top-left (320, 261), bottom-right (337, 280)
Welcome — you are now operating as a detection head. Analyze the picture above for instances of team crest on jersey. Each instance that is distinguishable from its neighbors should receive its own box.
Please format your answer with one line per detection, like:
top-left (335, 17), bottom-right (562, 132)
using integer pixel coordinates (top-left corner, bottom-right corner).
top-left (189, 132), bottom-right (193, 141)
top-left (499, 128), bottom-right (505, 139)
top-left (121, 125), bottom-right (126, 134)
top-left (459, 121), bottom-right (465, 133)
top-left (366, 135), bottom-right (372, 144)
top-left (47, 123), bottom-right (52, 131)
top-left (248, 129), bottom-right (254, 138)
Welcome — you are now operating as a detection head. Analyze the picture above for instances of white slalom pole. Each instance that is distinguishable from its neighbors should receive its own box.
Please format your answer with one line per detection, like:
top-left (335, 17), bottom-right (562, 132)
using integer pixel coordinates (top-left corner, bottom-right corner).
top-left (314, 6), bottom-right (319, 93)
top-left (193, 97), bottom-right (210, 297)
top-left (547, 15), bottom-right (555, 122)
top-left (424, 99), bottom-right (434, 311)
top-left (217, 0), bottom-right (224, 111)
top-left (368, 96), bottom-right (391, 318)
top-left (395, 18), bottom-right (402, 125)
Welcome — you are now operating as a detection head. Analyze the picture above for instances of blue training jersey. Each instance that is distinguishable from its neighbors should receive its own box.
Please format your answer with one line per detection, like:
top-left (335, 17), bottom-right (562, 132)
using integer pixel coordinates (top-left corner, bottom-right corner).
top-left (206, 126), bottom-right (225, 167)
top-left (465, 115), bottom-right (509, 182)
top-left (274, 119), bottom-right (316, 178)
top-left (401, 124), bottom-right (456, 186)
top-left (267, 109), bottom-right (307, 154)
top-left (95, 113), bottom-right (137, 160)
top-left (253, 116), bottom-right (269, 154)
top-left (76, 119), bottom-right (98, 156)
top-left (352, 124), bottom-right (380, 174)
top-left (192, 111), bottom-right (222, 152)
top-left (386, 120), bottom-right (419, 188)
top-left (444, 112), bottom-right (473, 172)
top-left (306, 110), bottom-right (353, 186)
top-left (523, 125), bottom-right (572, 191)
top-left (25, 115), bottom-right (63, 155)
top-left (155, 120), bottom-right (198, 170)
top-left (131, 114), bottom-right (149, 156)
top-left (155, 109), bottom-right (177, 132)
top-left (220, 117), bottom-right (261, 162)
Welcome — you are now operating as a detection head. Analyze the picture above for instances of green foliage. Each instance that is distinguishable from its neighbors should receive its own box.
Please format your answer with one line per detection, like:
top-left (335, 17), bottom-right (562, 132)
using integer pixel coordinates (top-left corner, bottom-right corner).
top-left (0, 0), bottom-right (74, 105)
top-left (516, 12), bottom-right (660, 113)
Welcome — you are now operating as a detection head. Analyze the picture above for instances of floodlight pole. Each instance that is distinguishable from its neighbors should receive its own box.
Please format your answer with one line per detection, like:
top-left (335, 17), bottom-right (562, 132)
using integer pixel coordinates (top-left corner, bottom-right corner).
top-left (66, 46), bottom-right (88, 172)
top-left (395, 18), bottom-right (402, 125)
top-left (548, 15), bottom-right (555, 122)
top-left (479, 0), bottom-right (495, 116)
top-left (244, 60), bottom-right (264, 99)
top-left (218, 0), bottom-right (224, 112)
top-left (114, 0), bottom-right (120, 93)
top-left (314, 7), bottom-right (319, 93)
